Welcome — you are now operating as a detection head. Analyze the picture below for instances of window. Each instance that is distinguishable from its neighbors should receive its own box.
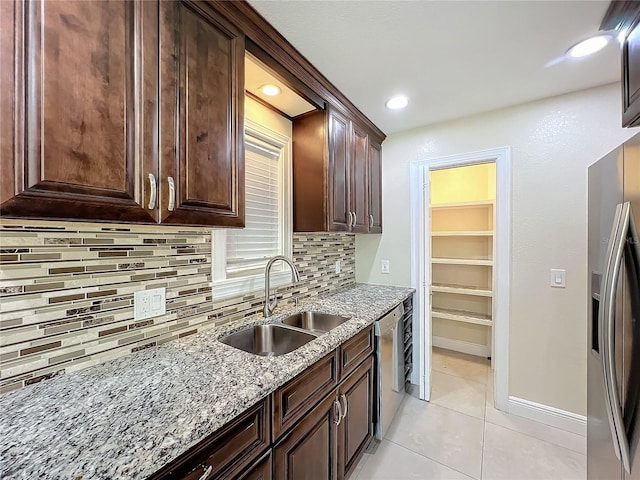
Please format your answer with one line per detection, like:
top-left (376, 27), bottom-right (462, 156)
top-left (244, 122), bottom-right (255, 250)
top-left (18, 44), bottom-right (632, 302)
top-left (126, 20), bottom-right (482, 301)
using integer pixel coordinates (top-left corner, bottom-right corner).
top-left (212, 119), bottom-right (292, 300)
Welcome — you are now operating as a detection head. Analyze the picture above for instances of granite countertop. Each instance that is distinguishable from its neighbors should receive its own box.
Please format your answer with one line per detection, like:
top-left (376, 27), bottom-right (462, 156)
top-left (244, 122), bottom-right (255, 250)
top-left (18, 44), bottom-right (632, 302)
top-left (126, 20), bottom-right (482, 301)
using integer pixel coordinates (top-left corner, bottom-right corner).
top-left (0, 283), bottom-right (413, 479)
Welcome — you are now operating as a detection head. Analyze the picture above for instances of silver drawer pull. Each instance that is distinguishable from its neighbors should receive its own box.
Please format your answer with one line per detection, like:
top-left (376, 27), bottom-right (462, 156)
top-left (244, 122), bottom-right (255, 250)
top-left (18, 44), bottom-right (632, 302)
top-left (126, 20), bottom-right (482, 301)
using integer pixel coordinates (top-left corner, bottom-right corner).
top-left (340, 393), bottom-right (348, 420)
top-left (369, 214), bottom-right (374, 227)
top-left (167, 176), bottom-right (175, 211)
top-left (353, 211), bottom-right (357, 225)
top-left (347, 211), bottom-right (353, 227)
top-left (147, 173), bottom-right (157, 210)
top-left (199, 465), bottom-right (212, 480)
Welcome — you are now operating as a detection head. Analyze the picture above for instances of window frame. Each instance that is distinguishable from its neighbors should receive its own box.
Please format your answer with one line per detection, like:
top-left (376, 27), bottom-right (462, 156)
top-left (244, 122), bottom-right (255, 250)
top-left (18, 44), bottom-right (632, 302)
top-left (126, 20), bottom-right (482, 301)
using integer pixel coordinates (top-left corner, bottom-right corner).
top-left (212, 118), bottom-right (293, 301)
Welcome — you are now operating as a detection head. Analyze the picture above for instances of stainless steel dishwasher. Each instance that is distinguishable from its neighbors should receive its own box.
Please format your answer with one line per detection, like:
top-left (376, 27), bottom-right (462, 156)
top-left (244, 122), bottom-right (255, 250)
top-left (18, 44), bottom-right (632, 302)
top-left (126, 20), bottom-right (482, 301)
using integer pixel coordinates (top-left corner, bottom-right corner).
top-left (374, 302), bottom-right (405, 440)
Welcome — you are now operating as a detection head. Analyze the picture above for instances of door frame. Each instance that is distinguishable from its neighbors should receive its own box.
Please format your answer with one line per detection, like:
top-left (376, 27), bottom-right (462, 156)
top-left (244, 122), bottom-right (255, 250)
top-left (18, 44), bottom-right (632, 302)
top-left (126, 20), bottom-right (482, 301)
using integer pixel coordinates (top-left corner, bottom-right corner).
top-left (410, 146), bottom-right (510, 411)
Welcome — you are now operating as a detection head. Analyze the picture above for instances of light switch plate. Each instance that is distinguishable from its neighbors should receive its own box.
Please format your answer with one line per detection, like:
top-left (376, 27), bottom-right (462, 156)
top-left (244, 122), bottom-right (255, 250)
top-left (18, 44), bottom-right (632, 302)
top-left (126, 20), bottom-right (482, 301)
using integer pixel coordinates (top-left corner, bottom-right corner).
top-left (335, 260), bottom-right (341, 274)
top-left (381, 260), bottom-right (390, 274)
top-left (134, 287), bottom-right (166, 320)
top-left (550, 269), bottom-right (566, 288)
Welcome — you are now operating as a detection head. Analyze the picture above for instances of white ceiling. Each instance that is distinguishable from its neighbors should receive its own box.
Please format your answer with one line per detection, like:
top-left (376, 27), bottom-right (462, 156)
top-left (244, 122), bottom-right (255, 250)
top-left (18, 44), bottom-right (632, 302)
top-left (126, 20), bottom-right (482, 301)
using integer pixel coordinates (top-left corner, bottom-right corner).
top-left (248, 0), bottom-right (620, 135)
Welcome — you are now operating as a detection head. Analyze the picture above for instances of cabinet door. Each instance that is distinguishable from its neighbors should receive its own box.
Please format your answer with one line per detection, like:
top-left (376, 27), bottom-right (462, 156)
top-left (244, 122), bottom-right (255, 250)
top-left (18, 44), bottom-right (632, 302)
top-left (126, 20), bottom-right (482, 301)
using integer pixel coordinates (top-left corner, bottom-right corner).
top-left (350, 124), bottom-right (369, 233)
top-left (273, 392), bottom-right (339, 480)
top-left (159, 1), bottom-right (244, 227)
top-left (623, 14), bottom-right (640, 127)
top-left (328, 109), bottom-right (351, 232)
top-left (368, 141), bottom-right (383, 233)
top-left (237, 451), bottom-right (272, 480)
top-left (0, 0), bottom-right (158, 223)
top-left (338, 356), bottom-right (374, 480)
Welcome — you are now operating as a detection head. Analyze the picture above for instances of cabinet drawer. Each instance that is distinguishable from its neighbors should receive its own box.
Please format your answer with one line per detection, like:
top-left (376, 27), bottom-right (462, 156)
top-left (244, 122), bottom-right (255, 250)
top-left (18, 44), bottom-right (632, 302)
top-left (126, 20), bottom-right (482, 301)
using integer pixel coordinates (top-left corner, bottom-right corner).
top-left (339, 325), bottom-right (374, 381)
top-left (150, 398), bottom-right (270, 480)
top-left (273, 350), bottom-right (339, 440)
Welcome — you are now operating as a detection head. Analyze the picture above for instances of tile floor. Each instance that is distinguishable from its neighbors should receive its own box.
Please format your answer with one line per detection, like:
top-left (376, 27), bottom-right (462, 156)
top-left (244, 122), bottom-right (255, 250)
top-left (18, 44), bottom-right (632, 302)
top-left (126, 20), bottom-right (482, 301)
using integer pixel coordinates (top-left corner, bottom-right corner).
top-left (351, 347), bottom-right (586, 480)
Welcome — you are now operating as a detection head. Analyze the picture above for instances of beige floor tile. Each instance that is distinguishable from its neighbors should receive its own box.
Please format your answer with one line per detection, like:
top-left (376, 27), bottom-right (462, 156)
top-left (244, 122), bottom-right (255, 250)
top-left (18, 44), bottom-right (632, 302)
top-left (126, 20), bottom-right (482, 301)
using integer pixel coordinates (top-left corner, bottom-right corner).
top-left (432, 347), bottom-right (490, 384)
top-left (386, 394), bottom-right (484, 479)
top-left (482, 422), bottom-right (586, 480)
top-left (486, 369), bottom-right (495, 405)
top-left (484, 402), bottom-right (586, 455)
top-left (356, 439), bottom-right (473, 480)
top-left (431, 370), bottom-right (486, 419)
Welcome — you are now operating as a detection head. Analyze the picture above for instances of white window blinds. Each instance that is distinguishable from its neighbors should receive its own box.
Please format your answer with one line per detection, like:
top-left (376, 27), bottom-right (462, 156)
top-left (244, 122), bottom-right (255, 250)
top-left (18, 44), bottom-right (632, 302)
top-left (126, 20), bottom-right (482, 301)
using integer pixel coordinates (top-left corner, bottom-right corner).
top-left (225, 138), bottom-right (282, 276)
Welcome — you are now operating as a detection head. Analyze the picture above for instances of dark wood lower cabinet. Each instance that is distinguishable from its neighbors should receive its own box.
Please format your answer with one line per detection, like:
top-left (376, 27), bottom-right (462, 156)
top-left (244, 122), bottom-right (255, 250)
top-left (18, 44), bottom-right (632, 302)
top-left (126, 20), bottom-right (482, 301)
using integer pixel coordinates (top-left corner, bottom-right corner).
top-left (273, 350), bottom-right (339, 440)
top-left (148, 398), bottom-right (270, 480)
top-left (273, 392), bottom-right (339, 480)
top-left (237, 451), bottom-right (272, 480)
top-left (339, 326), bottom-right (374, 380)
top-left (338, 356), bottom-right (375, 479)
top-left (150, 330), bottom-right (377, 480)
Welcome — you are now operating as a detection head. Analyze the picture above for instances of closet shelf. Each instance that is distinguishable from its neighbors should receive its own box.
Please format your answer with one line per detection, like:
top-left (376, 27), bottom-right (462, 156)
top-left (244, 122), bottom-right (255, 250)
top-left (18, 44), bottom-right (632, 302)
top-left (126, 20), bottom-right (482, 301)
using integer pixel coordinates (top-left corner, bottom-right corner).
top-left (431, 284), bottom-right (492, 297)
top-left (431, 230), bottom-right (493, 237)
top-left (431, 257), bottom-right (493, 266)
top-left (430, 200), bottom-right (494, 210)
top-left (432, 308), bottom-right (492, 327)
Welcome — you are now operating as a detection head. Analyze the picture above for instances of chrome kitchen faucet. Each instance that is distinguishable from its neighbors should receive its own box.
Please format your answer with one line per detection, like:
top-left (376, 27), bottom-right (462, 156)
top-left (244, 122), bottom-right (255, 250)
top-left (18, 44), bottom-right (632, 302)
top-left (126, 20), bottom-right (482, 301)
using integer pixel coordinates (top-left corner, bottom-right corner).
top-left (263, 255), bottom-right (300, 317)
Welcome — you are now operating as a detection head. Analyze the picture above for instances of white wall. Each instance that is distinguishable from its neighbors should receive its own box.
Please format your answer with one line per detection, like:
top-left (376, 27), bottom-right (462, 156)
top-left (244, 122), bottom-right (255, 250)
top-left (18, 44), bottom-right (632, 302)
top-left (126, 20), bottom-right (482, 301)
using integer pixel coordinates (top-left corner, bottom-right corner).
top-left (246, 96), bottom-right (292, 137)
top-left (356, 83), bottom-right (638, 415)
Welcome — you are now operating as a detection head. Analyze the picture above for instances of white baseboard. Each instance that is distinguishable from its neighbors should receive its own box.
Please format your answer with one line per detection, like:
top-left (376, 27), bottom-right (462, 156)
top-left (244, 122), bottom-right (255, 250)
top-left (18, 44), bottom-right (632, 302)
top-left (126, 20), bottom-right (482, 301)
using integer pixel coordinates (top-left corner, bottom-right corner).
top-left (432, 336), bottom-right (490, 358)
top-left (508, 396), bottom-right (586, 436)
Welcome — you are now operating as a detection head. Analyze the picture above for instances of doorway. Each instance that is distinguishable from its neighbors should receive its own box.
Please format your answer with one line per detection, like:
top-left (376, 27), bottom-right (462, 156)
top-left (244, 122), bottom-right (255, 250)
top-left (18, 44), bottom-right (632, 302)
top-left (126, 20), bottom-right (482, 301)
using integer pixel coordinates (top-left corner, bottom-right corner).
top-left (430, 163), bottom-right (495, 360)
top-left (410, 147), bottom-right (510, 411)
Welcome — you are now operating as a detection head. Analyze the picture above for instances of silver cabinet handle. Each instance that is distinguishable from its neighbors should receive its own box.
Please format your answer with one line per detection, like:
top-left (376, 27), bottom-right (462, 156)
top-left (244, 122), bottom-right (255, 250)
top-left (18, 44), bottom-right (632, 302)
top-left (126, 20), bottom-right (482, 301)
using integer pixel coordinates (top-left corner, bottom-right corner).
top-left (347, 211), bottom-right (353, 227)
top-left (199, 465), bottom-right (212, 480)
top-left (340, 393), bottom-right (348, 420)
top-left (147, 173), bottom-right (157, 210)
top-left (353, 211), bottom-right (357, 225)
top-left (167, 176), bottom-right (175, 211)
top-left (333, 399), bottom-right (343, 426)
top-left (369, 214), bottom-right (374, 227)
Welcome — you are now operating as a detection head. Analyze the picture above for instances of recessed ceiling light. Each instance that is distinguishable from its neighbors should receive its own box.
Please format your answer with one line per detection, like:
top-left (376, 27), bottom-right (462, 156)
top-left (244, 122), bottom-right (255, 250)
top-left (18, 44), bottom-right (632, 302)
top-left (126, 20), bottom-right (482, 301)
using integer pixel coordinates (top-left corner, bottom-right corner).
top-left (566, 34), bottom-right (612, 58)
top-left (260, 84), bottom-right (281, 96)
top-left (386, 95), bottom-right (408, 110)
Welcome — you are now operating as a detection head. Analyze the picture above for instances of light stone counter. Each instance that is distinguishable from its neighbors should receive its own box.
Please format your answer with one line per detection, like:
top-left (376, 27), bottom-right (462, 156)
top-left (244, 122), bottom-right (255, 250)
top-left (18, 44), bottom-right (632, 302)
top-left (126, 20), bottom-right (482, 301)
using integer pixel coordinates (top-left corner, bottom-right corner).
top-left (0, 284), bottom-right (414, 479)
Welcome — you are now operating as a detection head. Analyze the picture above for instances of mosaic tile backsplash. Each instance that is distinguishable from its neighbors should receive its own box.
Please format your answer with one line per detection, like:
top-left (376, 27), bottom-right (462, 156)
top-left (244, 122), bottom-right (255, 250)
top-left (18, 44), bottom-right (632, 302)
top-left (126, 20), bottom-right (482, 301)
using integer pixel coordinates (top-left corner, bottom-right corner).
top-left (0, 222), bottom-right (355, 394)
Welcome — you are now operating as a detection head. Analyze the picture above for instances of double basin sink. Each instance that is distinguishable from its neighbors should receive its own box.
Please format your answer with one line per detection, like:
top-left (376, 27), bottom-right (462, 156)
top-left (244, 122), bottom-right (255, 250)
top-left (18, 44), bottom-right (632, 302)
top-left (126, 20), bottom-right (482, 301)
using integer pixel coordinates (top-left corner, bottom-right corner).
top-left (219, 311), bottom-right (350, 357)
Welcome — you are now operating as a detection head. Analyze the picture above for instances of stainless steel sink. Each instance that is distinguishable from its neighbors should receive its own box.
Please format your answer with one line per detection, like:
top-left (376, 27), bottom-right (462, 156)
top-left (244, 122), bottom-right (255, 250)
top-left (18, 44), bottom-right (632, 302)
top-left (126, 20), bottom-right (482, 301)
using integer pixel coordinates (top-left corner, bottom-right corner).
top-left (281, 311), bottom-right (351, 334)
top-left (219, 324), bottom-right (317, 357)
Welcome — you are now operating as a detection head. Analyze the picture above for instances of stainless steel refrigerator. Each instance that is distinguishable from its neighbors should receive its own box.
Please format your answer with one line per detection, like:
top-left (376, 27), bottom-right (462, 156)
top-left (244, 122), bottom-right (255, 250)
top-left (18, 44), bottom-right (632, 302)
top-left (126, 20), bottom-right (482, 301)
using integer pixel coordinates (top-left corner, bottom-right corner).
top-left (588, 133), bottom-right (640, 480)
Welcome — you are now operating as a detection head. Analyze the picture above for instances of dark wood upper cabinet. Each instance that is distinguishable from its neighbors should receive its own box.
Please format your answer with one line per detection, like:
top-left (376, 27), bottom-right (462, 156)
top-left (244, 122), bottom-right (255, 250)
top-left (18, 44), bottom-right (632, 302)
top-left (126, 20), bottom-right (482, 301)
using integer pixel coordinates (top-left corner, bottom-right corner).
top-left (1, 0), bottom-right (245, 227)
top-left (292, 108), bottom-right (383, 233)
top-left (350, 123), bottom-right (369, 233)
top-left (328, 109), bottom-right (351, 232)
top-left (0, 0), bottom-right (158, 223)
top-left (622, 14), bottom-right (640, 127)
top-left (601, 1), bottom-right (640, 127)
top-left (368, 140), bottom-right (383, 233)
top-left (159, 1), bottom-right (244, 227)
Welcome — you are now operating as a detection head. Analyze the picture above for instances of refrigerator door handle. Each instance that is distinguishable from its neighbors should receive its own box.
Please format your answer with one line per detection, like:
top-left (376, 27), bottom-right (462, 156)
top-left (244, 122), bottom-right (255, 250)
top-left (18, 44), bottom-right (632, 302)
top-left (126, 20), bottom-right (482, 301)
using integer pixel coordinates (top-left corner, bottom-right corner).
top-left (602, 202), bottom-right (633, 473)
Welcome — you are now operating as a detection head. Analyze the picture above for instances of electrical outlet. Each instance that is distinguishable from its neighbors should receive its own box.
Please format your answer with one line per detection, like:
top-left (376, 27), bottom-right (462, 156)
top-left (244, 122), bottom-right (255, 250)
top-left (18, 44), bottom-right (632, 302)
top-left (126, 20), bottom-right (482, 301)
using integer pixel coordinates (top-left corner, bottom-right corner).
top-left (335, 260), bottom-right (341, 274)
top-left (134, 287), bottom-right (166, 320)
top-left (381, 260), bottom-right (390, 274)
